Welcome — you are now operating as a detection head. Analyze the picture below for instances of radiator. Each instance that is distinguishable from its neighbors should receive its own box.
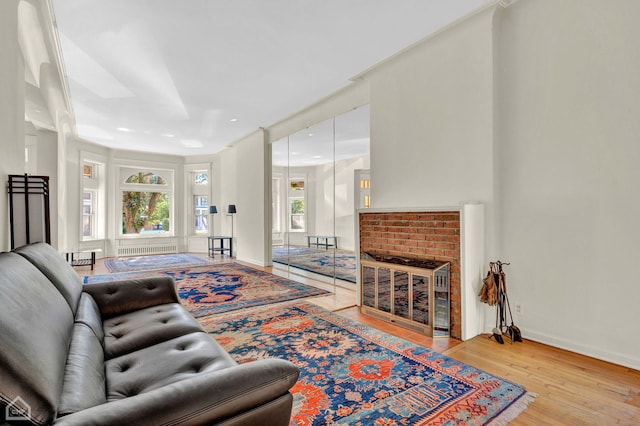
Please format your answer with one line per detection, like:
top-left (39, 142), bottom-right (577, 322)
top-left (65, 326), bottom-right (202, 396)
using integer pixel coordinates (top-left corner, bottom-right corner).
top-left (116, 240), bottom-right (178, 257)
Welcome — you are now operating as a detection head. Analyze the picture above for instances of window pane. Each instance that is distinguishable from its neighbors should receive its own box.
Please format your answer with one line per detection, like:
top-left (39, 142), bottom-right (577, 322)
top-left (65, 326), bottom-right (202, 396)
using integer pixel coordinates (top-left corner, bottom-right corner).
top-left (122, 191), bottom-right (170, 234)
top-left (83, 214), bottom-right (92, 237)
top-left (195, 215), bottom-right (208, 234)
top-left (194, 173), bottom-right (208, 185)
top-left (290, 199), bottom-right (304, 214)
top-left (125, 172), bottom-right (166, 185)
top-left (83, 192), bottom-right (94, 238)
top-left (290, 180), bottom-right (304, 190)
top-left (83, 164), bottom-right (93, 178)
top-left (291, 214), bottom-right (305, 230)
top-left (83, 192), bottom-right (92, 214)
top-left (194, 195), bottom-right (208, 233)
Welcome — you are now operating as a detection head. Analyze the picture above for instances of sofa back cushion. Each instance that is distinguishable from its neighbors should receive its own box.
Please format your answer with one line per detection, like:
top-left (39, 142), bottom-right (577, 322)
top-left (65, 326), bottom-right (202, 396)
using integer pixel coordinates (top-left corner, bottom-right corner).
top-left (14, 242), bottom-right (83, 314)
top-left (0, 253), bottom-right (74, 425)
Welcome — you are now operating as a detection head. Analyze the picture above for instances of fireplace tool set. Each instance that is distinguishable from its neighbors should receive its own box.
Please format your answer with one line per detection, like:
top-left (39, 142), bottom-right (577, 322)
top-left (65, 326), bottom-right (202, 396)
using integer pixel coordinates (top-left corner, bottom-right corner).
top-left (479, 261), bottom-right (522, 344)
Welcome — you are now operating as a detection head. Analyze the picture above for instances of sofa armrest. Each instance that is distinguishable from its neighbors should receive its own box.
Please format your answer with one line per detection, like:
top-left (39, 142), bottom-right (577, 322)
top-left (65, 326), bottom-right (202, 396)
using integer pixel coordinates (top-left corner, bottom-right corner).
top-left (53, 358), bottom-right (300, 426)
top-left (83, 277), bottom-right (180, 319)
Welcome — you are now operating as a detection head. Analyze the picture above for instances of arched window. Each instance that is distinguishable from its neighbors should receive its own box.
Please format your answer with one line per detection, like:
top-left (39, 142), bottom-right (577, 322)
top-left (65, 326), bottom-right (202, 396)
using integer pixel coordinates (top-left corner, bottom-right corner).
top-left (124, 173), bottom-right (167, 185)
top-left (120, 169), bottom-right (172, 236)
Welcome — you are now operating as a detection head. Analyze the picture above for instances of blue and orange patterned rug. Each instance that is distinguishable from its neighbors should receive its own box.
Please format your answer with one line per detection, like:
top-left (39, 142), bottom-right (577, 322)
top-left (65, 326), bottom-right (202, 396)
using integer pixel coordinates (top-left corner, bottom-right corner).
top-left (272, 245), bottom-right (357, 283)
top-left (104, 253), bottom-right (210, 272)
top-left (200, 302), bottom-right (535, 425)
top-left (86, 263), bottom-right (330, 316)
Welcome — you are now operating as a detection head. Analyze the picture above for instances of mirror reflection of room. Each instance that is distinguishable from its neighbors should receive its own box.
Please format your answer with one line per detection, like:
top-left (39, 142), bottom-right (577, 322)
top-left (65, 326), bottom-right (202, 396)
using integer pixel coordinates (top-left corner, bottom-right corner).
top-left (271, 106), bottom-right (370, 287)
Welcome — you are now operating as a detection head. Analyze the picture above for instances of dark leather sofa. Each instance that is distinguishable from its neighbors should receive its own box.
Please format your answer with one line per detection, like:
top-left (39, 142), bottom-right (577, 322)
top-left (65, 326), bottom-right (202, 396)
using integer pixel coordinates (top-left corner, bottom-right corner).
top-left (0, 243), bottom-right (299, 425)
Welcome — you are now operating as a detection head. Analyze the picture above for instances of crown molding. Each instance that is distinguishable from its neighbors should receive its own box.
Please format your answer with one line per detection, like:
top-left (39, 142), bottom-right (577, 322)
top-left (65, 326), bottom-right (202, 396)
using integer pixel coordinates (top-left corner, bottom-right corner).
top-left (42, 0), bottom-right (77, 136)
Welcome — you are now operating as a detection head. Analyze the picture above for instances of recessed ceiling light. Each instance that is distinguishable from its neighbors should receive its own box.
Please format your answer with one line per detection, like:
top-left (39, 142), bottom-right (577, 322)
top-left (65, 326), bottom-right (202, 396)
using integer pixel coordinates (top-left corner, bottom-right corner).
top-left (308, 133), bottom-right (313, 137)
top-left (160, 133), bottom-right (175, 138)
top-left (312, 155), bottom-right (322, 159)
top-left (230, 118), bottom-right (238, 122)
top-left (117, 127), bottom-right (133, 132)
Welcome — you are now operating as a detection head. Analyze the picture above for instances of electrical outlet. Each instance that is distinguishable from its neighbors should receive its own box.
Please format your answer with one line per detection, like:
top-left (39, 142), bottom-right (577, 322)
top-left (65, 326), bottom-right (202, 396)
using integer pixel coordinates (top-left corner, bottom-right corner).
top-left (515, 303), bottom-right (523, 315)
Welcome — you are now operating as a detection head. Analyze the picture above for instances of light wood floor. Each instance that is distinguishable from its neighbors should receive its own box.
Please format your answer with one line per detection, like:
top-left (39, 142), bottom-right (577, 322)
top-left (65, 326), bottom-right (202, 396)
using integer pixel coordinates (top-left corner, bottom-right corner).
top-left (81, 255), bottom-right (640, 425)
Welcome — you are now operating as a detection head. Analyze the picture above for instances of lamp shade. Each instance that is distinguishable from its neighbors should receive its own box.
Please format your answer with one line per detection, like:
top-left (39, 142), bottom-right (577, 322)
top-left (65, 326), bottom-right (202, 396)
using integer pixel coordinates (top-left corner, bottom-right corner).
top-left (209, 206), bottom-right (217, 214)
top-left (228, 204), bottom-right (237, 214)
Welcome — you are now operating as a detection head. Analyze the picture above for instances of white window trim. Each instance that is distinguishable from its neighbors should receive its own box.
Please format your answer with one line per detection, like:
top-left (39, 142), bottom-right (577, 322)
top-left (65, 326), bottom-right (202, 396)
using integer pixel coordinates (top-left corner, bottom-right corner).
top-left (185, 164), bottom-right (212, 237)
top-left (81, 153), bottom-right (107, 242)
top-left (118, 166), bottom-right (175, 238)
top-left (288, 175), bottom-right (306, 233)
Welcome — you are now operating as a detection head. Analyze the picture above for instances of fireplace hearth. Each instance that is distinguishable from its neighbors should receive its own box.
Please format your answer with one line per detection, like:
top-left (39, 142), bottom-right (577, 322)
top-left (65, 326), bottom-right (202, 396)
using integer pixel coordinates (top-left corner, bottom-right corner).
top-left (359, 211), bottom-right (461, 338)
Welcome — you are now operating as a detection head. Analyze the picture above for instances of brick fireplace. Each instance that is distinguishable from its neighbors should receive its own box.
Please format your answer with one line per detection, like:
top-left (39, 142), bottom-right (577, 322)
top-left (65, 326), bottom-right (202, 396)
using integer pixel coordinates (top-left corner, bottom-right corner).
top-left (359, 211), bottom-right (462, 339)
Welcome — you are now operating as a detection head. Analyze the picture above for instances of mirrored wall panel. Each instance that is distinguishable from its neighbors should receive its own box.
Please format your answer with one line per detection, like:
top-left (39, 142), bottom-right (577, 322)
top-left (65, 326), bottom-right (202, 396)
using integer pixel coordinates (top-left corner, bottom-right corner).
top-left (271, 105), bottom-right (370, 289)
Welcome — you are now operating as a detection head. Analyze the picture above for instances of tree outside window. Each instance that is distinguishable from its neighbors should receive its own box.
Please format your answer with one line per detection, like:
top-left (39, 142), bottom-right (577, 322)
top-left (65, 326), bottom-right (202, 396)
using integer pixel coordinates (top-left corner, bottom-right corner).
top-left (122, 172), bottom-right (171, 234)
top-left (290, 198), bottom-right (305, 231)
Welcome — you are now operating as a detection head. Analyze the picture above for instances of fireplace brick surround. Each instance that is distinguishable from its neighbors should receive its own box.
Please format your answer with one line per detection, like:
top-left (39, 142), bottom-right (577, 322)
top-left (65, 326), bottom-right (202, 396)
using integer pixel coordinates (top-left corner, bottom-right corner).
top-left (359, 211), bottom-right (462, 339)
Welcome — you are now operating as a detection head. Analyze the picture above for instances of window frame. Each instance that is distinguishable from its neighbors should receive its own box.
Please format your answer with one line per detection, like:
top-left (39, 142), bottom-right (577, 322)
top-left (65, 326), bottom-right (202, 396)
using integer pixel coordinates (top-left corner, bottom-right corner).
top-left (287, 176), bottom-right (306, 232)
top-left (82, 190), bottom-right (97, 239)
top-left (118, 167), bottom-right (174, 238)
top-left (81, 156), bottom-right (106, 241)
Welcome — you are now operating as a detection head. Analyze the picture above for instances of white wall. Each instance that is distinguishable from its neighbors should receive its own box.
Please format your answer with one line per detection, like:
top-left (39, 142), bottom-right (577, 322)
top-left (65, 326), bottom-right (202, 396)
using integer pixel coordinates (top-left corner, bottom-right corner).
top-left (495, 0), bottom-right (640, 369)
top-left (368, 6), bottom-right (496, 213)
top-left (37, 129), bottom-right (60, 246)
top-left (359, 0), bottom-right (640, 369)
top-left (230, 129), bottom-right (268, 265)
top-left (314, 156), bottom-right (370, 251)
top-left (9, 0), bottom-right (639, 370)
top-left (365, 5), bottom-right (497, 343)
top-left (0, 0), bottom-right (25, 251)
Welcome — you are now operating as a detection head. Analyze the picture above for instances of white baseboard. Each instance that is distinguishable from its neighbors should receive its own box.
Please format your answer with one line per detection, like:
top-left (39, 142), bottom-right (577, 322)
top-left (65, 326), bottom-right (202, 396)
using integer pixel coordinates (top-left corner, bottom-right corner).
top-left (523, 329), bottom-right (640, 371)
top-left (236, 256), bottom-right (268, 267)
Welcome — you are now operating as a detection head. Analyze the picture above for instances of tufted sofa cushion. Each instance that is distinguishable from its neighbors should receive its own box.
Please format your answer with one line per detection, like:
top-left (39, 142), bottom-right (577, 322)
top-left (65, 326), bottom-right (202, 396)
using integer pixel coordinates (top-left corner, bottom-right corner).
top-left (83, 277), bottom-right (180, 318)
top-left (102, 303), bottom-right (206, 359)
top-left (105, 332), bottom-right (236, 401)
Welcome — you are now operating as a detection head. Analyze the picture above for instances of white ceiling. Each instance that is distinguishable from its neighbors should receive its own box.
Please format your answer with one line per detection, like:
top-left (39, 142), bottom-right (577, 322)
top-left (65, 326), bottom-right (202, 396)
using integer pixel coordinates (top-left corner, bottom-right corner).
top-left (52, 0), bottom-right (487, 156)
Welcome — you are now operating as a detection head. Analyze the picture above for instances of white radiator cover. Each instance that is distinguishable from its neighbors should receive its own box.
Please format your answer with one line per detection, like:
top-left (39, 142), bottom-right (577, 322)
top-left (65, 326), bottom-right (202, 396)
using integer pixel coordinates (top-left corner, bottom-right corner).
top-left (115, 238), bottom-right (178, 257)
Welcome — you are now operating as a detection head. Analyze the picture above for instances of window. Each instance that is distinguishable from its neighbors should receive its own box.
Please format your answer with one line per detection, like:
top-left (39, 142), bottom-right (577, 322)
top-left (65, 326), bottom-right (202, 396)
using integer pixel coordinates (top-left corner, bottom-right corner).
top-left (194, 173), bottom-right (208, 185)
top-left (120, 170), bottom-right (172, 236)
top-left (288, 176), bottom-right (306, 232)
top-left (290, 180), bottom-right (305, 191)
top-left (82, 159), bottom-right (105, 240)
top-left (290, 198), bottom-right (305, 230)
top-left (194, 195), bottom-right (209, 234)
top-left (272, 177), bottom-right (281, 233)
top-left (189, 170), bottom-right (210, 235)
top-left (83, 191), bottom-right (96, 238)
top-left (83, 164), bottom-right (94, 179)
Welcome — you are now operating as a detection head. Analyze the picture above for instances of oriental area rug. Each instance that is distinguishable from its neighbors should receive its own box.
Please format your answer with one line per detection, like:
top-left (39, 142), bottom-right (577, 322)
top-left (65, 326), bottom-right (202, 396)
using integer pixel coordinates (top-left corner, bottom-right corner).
top-left (199, 302), bottom-right (535, 426)
top-left (272, 245), bottom-right (357, 283)
top-left (104, 253), bottom-right (210, 272)
top-left (85, 263), bottom-right (329, 316)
